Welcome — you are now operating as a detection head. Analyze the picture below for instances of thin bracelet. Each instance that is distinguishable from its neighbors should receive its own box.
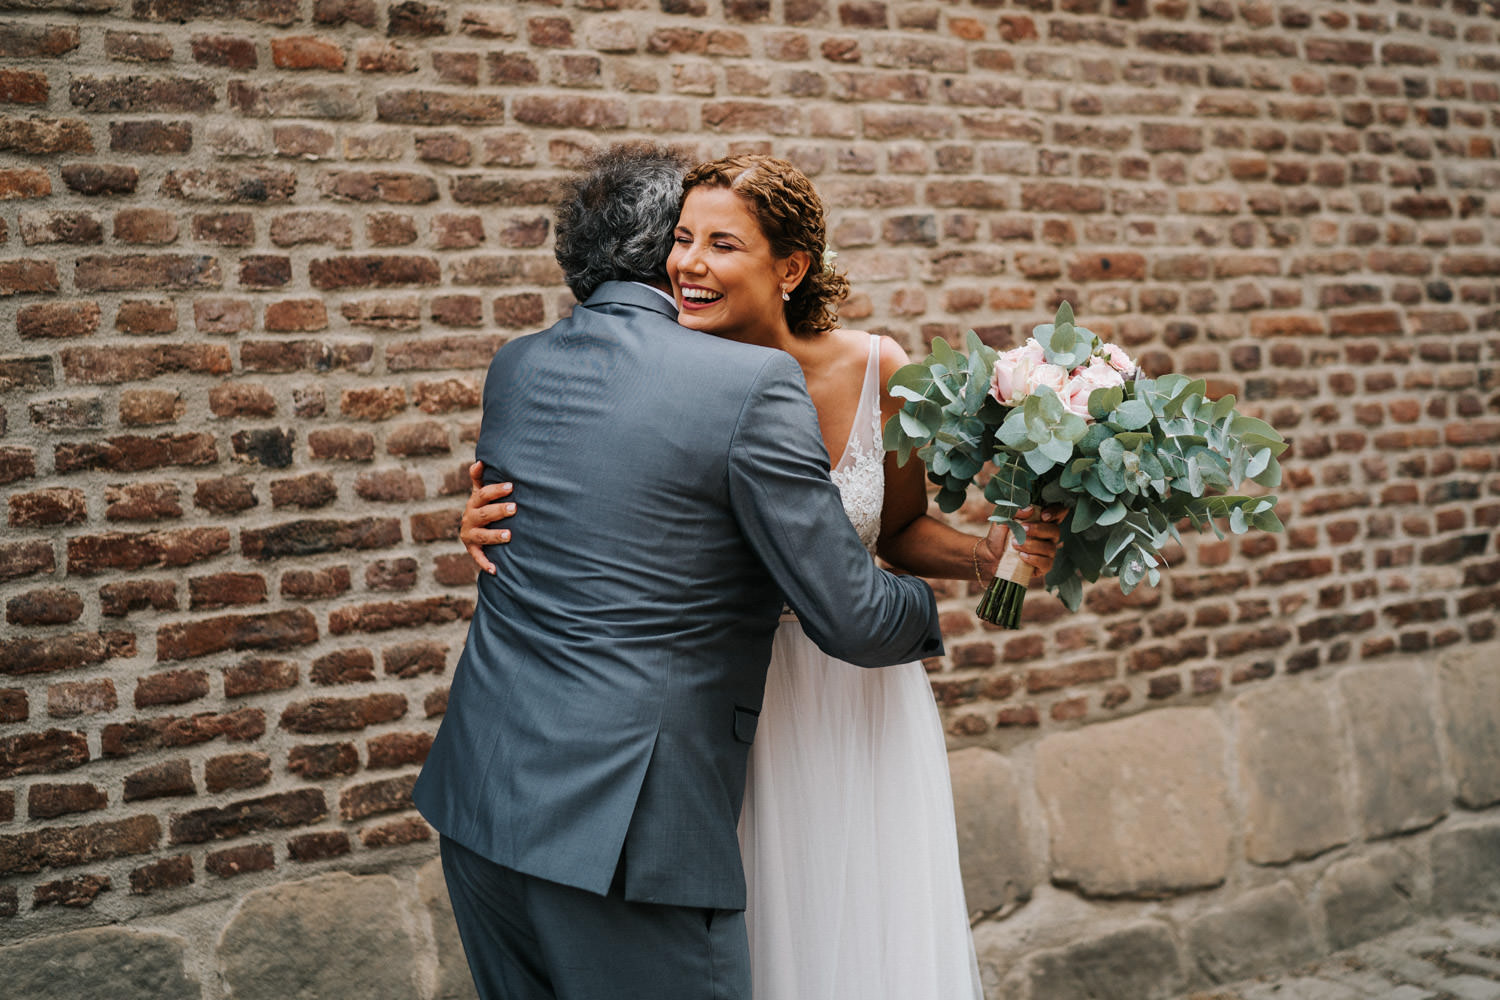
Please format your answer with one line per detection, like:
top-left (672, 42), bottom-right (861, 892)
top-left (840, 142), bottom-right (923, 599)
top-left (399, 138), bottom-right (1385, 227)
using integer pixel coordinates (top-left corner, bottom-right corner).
top-left (971, 537), bottom-right (985, 585)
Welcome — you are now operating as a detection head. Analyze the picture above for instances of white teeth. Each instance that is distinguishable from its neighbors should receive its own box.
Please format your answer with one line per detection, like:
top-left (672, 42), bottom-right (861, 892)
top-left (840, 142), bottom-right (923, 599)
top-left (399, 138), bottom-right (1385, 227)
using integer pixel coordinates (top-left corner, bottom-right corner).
top-left (682, 288), bottom-right (722, 302)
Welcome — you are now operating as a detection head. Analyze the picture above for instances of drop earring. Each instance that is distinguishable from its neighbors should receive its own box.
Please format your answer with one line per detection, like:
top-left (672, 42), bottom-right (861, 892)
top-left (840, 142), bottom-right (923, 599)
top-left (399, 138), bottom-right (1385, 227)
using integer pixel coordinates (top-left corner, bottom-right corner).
top-left (780, 287), bottom-right (790, 302)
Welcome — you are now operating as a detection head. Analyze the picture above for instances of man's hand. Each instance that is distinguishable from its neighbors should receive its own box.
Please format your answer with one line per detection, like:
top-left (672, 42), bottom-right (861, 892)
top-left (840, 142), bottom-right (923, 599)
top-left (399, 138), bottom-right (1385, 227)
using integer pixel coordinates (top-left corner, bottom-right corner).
top-left (461, 461), bottom-right (516, 576)
top-left (981, 505), bottom-right (1065, 580)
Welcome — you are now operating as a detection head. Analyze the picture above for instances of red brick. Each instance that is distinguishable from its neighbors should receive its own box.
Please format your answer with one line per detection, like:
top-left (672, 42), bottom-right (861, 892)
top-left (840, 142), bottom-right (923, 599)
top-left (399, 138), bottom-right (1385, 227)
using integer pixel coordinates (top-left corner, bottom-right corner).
top-left (341, 386), bottom-right (407, 420)
top-left (31, 873), bottom-right (113, 909)
top-left (17, 210), bottom-right (101, 246)
top-left (270, 210), bottom-right (353, 247)
top-left (130, 855), bottom-right (194, 894)
top-left (169, 789), bottom-right (326, 845)
top-left (0, 730), bottom-right (89, 780)
top-left (103, 708), bottom-right (266, 757)
top-left (65, 339), bottom-right (230, 381)
top-left (309, 254), bottom-right (440, 289)
top-left (0, 632), bottom-right (135, 678)
top-left (387, 422), bottom-right (451, 456)
top-left (161, 166), bottom-right (297, 203)
top-left (281, 694), bottom-right (407, 733)
top-left (321, 171), bottom-right (437, 204)
top-left (272, 35), bottom-right (346, 70)
top-left (0, 24), bottom-right (81, 59)
top-left (367, 557), bottom-right (419, 591)
top-left (6, 588), bottom-right (84, 627)
top-left (311, 648), bottom-right (376, 686)
top-left (241, 517), bottom-right (400, 559)
top-left (433, 553), bottom-right (478, 587)
top-left (0, 258), bottom-right (60, 294)
top-left (208, 383), bottom-right (276, 419)
top-left (193, 296), bottom-right (253, 334)
top-left (417, 134), bottom-right (473, 165)
top-left (223, 658), bottom-right (299, 698)
top-left (0, 814), bottom-right (159, 874)
top-left (116, 299), bottom-right (177, 334)
top-left (328, 596), bottom-right (471, 635)
top-left (47, 680), bottom-right (118, 719)
top-left (288, 830), bottom-right (351, 861)
top-left (341, 295), bottom-right (422, 330)
top-left (366, 731), bottom-right (433, 769)
top-left (206, 843), bottom-right (275, 878)
top-left (270, 471), bottom-right (338, 510)
top-left (156, 609), bottom-right (318, 661)
top-left (340, 773), bottom-right (417, 821)
top-left (288, 742), bottom-right (360, 779)
top-left (361, 815), bottom-right (431, 848)
top-left (414, 378), bottom-right (481, 414)
top-left (113, 208), bottom-right (179, 245)
top-left (116, 386), bottom-right (185, 426)
top-left (384, 639), bottom-right (446, 677)
top-left (0, 538), bottom-right (54, 583)
top-left (123, 759), bottom-right (194, 802)
top-left (104, 30), bottom-right (174, 62)
top-left (354, 469), bottom-right (426, 502)
top-left (376, 89), bottom-right (506, 125)
top-left (189, 211), bottom-right (254, 247)
top-left (280, 565), bottom-right (353, 600)
top-left (136, 669), bottom-right (211, 707)
top-left (110, 120), bottom-right (192, 155)
top-left (240, 340), bottom-right (373, 374)
top-left (307, 428), bottom-right (376, 462)
top-left (190, 34), bottom-right (257, 69)
top-left (274, 124), bottom-right (335, 158)
top-left (54, 433), bottom-right (219, 474)
top-left (28, 783), bottom-right (107, 820)
top-left (432, 293), bottom-right (483, 328)
top-left (193, 476), bottom-right (258, 515)
top-left (8, 487), bottom-right (84, 526)
top-left (205, 752), bottom-right (272, 794)
top-left (17, 302), bottom-right (100, 340)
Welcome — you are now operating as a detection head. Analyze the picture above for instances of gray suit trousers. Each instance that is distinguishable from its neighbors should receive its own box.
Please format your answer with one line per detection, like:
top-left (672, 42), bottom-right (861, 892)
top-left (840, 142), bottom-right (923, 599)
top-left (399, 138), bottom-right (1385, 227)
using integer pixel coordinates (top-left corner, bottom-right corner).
top-left (441, 836), bottom-right (750, 1000)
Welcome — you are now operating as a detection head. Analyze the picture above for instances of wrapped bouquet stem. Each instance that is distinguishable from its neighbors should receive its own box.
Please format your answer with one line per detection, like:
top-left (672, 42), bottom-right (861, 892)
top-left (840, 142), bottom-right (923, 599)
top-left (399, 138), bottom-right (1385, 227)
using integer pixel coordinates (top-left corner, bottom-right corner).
top-left (977, 544), bottom-right (1033, 629)
top-left (885, 302), bottom-right (1288, 628)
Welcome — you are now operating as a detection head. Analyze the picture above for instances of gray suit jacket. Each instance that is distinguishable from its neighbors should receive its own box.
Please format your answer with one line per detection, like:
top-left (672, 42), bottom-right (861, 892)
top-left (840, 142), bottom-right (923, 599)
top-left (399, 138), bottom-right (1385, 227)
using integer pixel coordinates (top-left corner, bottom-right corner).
top-left (413, 281), bottom-right (942, 911)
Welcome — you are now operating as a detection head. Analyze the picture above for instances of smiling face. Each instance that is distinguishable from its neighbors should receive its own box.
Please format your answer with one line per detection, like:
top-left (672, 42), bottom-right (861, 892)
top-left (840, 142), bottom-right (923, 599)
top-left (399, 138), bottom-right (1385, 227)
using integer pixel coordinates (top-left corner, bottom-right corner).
top-left (667, 186), bottom-right (805, 346)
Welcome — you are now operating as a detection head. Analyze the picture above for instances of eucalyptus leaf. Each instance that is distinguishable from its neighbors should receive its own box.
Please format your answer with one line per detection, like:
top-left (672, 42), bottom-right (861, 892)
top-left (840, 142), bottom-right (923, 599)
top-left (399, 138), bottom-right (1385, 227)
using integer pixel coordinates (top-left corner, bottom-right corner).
top-left (1089, 386), bottom-right (1124, 421)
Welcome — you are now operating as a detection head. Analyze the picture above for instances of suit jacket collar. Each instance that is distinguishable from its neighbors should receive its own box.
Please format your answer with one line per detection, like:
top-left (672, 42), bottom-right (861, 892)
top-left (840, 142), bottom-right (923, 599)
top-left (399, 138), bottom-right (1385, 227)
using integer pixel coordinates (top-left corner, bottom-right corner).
top-left (584, 280), bottom-right (678, 320)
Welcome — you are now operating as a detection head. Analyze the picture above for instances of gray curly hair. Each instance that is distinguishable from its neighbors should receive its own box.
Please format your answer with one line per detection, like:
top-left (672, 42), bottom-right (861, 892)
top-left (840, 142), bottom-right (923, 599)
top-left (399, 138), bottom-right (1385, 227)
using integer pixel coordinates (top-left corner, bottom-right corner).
top-left (554, 143), bottom-right (691, 301)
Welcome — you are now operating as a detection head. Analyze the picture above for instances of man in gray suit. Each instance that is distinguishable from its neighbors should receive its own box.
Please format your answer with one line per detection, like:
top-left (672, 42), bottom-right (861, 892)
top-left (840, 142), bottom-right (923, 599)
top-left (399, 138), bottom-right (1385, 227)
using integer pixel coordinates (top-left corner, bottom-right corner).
top-left (412, 144), bottom-right (942, 1000)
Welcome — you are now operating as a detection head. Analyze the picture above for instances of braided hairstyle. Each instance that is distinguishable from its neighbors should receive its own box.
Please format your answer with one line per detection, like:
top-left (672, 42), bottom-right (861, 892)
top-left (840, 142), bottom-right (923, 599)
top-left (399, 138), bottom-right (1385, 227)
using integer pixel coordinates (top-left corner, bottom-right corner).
top-left (680, 155), bottom-right (849, 338)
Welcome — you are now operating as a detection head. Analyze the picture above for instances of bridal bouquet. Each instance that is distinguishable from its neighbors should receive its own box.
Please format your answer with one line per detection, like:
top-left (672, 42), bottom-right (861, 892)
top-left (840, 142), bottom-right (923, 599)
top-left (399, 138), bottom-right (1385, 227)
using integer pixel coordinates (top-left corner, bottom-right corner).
top-left (884, 303), bottom-right (1286, 627)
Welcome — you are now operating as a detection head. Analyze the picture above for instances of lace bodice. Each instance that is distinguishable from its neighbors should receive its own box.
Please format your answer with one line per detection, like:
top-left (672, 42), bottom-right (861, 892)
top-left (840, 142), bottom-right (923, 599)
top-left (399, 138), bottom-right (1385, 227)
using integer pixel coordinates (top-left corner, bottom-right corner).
top-left (829, 335), bottom-right (884, 555)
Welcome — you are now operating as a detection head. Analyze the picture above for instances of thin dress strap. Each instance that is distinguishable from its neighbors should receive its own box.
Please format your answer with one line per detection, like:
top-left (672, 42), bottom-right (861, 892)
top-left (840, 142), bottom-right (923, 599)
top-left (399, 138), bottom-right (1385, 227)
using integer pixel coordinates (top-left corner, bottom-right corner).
top-left (836, 334), bottom-right (882, 471)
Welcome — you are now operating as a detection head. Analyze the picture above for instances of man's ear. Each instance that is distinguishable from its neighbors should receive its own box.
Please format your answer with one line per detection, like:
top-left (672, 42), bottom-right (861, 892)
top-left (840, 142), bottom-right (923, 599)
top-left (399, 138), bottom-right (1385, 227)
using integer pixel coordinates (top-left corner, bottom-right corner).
top-left (780, 250), bottom-right (812, 293)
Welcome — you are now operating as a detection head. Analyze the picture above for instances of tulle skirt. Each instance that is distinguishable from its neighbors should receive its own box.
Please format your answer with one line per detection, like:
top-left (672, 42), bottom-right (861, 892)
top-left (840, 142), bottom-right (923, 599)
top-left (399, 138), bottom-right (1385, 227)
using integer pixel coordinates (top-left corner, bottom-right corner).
top-left (738, 618), bottom-right (984, 1000)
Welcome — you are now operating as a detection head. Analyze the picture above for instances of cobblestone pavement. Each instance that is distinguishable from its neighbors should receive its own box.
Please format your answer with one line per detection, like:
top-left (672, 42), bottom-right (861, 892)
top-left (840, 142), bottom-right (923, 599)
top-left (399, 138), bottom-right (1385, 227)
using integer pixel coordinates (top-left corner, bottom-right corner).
top-left (1179, 914), bottom-right (1500, 1000)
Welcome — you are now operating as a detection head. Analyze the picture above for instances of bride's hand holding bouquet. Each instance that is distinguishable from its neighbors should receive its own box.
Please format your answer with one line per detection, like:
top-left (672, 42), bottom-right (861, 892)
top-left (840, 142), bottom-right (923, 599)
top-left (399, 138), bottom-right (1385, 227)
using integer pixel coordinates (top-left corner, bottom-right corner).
top-left (884, 303), bottom-right (1288, 628)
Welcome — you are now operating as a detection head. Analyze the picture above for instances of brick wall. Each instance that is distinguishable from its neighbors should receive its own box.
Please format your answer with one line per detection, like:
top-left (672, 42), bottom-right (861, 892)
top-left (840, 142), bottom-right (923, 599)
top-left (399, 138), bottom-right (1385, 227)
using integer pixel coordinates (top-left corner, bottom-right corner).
top-left (1, 0), bottom-right (1497, 993)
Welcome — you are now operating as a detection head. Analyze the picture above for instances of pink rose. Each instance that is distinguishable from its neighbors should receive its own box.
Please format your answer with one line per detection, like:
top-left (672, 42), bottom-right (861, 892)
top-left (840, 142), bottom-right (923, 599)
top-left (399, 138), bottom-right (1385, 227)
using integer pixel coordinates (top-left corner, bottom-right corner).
top-left (1101, 341), bottom-right (1137, 376)
top-left (990, 340), bottom-right (1046, 404)
top-left (1027, 362), bottom-right (1070, 399)
top-left (1062, 358), bottom-right (1126, 417)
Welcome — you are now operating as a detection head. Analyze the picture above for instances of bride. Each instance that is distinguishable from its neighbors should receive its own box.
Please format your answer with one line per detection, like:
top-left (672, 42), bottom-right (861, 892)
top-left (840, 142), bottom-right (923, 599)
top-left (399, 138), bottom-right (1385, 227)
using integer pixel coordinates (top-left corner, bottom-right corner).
top-left (460, 153), bottom-right (1061, 999)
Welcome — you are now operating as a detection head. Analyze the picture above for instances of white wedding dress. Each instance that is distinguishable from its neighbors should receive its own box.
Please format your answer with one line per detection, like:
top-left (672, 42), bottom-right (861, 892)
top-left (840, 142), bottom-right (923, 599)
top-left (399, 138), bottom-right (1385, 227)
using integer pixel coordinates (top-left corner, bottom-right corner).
top-left (738, 335), bottom-right (984, 1000)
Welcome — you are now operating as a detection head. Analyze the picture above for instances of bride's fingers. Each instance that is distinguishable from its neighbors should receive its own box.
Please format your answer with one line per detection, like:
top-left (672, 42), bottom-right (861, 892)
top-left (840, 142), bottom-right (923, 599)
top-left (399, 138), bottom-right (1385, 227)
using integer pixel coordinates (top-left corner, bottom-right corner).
top-left (472, 501), bottom-right (517, 523)
top-left (469, 481), bottom-right (512, 505)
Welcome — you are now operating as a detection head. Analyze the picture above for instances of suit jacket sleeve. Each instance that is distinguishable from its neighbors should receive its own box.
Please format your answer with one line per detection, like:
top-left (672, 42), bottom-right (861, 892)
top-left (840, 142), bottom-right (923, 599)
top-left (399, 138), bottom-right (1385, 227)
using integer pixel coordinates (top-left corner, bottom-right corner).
top-left (726, 351), bottom-right (944, 667)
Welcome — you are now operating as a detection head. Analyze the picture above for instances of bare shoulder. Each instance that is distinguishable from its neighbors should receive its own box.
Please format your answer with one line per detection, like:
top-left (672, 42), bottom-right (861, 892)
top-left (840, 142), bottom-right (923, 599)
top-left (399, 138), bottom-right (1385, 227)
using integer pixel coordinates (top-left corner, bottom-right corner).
top-left (874, 334), bottom-right (912, 380)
